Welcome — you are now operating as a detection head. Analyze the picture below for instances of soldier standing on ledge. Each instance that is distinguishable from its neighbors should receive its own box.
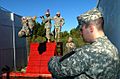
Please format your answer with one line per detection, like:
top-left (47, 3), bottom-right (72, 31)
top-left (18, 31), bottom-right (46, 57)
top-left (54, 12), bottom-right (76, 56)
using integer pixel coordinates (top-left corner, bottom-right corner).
top-left (53, 11), bottom-right (65, 42)
top-left (48, 8), bottom-right (120, 79)
top-left (41, 10), bottom-right (52, 42)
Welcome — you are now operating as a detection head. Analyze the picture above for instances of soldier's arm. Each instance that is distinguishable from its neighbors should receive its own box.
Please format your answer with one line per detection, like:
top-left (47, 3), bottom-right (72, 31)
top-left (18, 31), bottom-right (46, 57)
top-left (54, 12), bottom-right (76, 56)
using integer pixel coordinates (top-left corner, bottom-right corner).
top-left (48, 47), bottom-right (90, 78)
top-left (51, 17), bottom-right (54, 20)
top-left (60, 18), bottom-right (65, 26)
top-left (41, 16), bottom-right (45, 23)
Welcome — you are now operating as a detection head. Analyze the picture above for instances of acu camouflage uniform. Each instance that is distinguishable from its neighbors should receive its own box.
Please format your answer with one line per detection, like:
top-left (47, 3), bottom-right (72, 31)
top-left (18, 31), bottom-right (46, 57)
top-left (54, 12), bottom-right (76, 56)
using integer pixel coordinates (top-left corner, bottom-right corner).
top-left (65, 37), bottom-right (76, 55)
top-left (18, 16), bottom-right (36, 37)
top-left (41, 15), bottom-right (52, 41)
top-left (53, 13), bottom-right (65, 42)
top-left (48, 8), bottom-right (120, 79)
top-left (18, 17), bottom-right (29, 37)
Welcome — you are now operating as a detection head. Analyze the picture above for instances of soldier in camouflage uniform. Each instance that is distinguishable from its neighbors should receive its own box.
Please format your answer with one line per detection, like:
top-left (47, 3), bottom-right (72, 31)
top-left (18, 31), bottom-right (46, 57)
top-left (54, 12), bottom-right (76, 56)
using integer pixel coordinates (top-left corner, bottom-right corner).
top-left (27, 16), bottom-right (36, 34)
top-left (65, 37), bottom-right (76, 55)
top-left (48, 8), bottom-right (120, 79)
top-left (41, 11), bottom-right (52, 42)
top-left (18, 17), bottom-right (29, 37)
top-left (18, 16), bottom-right (36, 37)
top-left (53, 12), bottom-right (65, 42)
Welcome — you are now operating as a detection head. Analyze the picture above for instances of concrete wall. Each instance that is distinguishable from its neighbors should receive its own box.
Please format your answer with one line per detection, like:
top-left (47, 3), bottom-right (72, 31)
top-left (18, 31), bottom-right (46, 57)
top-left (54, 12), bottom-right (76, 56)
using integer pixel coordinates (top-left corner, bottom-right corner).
top-left (0, 7), bottom-right (27, 75)
top-left (97, 0), bottom-right (120, 52)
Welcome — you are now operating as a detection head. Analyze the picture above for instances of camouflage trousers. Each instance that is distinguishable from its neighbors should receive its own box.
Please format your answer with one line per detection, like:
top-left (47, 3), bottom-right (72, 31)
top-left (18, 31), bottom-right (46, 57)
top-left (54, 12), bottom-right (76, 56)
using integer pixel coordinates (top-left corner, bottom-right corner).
top-left (46, 28), bottom-right (51, 42)
top-left (55, 27), bottom-right (61, 42)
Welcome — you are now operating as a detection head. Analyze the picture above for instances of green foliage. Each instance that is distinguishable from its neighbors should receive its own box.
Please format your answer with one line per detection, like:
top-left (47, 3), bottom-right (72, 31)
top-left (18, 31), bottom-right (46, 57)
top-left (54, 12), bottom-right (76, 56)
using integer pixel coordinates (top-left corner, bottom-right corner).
top-left (70, 28), bottom-right (80, 38)
top-left (33, 22), bottom-right (46, 37)
top-left (31, 35), bottom-right (46, 43)
top-left (60, 31), bottom-right (69, 38)
top-left (30, 22), bottom-right (46, 43)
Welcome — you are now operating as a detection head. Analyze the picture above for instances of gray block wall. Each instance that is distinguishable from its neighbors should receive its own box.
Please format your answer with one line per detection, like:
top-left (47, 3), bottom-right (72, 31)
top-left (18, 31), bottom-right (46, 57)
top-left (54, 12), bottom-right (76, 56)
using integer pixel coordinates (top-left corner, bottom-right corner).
top-left (0, 7), bottom-right (27, 75)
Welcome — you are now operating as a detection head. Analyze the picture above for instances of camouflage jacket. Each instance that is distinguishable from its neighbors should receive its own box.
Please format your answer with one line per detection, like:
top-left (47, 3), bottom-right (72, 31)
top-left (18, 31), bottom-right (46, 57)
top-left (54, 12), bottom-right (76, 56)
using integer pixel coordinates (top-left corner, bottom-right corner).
top-left (41, 16), bottom-right (52, 29)
top-left (53, 16), bottom-right (65, 28)
top-left (48, 36), bottom-right (120, 79)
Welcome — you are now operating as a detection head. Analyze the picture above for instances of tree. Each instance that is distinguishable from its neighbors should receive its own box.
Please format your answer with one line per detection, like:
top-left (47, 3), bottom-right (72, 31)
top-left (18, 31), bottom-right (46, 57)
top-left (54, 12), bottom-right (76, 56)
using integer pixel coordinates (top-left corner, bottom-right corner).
top-left (33, 22), bottom-right (45, 37)
top-left (61, 31), bottom-right (69, 38)
top-left (30, 22), bottom-right (46, 42)
top-left (70, 28), bottom-right (80, 38)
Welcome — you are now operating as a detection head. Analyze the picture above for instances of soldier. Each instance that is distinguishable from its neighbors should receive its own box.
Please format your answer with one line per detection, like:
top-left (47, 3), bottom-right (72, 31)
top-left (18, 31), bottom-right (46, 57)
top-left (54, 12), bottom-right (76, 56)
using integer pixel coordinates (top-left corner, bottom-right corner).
top-left (53, 11), bottom-right (65, 42)
top-left (65, 37), bottom-right (76, 55)
top-left (18, 16), bottom-right (36, 37)
top-left (18, 17), bottom-right (29, 37)
top-left (48, 8), bottom-right (120, 79)
top-left (41, 10), bottom-right (52, 42)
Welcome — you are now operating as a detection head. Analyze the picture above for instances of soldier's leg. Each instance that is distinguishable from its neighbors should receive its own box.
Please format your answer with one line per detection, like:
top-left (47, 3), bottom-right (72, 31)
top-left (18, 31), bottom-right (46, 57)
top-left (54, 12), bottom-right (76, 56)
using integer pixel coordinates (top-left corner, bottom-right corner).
top-left (25, 29), bottom-right (30, 36)
top-left (55, 28), bottom-right (57, 40)
top-left (28, 21), bottom-right (34, 31)
top-left (28, 25), bottom-right (33, 35)
top-left (46, 28), bottom-right (51, 42)
top-left (28, 20), bottom-right (34, 35)
top-left (57, 27), bottom-right (61, 42)
top-left (29, 25), bottom-right (33, 31)
top-left (22, 26), bottom-right (25, 30)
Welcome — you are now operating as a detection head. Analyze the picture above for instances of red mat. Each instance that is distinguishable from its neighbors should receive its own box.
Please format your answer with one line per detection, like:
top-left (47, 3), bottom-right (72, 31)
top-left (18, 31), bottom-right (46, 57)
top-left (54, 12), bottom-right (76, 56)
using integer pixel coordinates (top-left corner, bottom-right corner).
top-left (2, 72), bottom-right (52, 77)
top-left (2, 72), bottom-right (52, 79)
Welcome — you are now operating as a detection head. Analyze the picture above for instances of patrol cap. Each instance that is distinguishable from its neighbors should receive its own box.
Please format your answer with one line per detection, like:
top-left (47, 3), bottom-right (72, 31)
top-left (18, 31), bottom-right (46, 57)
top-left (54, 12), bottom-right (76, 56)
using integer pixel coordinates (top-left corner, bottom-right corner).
top-left (77, 8), bottom-right (103, 28)
top-left (45, 11), bottom-right (50, 14)
top-left (56, 11), bottom-right (60, 14)
top-left (68, 37), bottom-right (73, 42)
top-left (22, 17), bottom-right (26, 19)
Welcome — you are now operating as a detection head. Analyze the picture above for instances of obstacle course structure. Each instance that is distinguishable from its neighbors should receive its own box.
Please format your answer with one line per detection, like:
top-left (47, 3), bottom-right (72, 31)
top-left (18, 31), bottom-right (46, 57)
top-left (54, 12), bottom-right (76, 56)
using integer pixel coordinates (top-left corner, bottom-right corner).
top-left (2, 42), bottom-right (57, 79)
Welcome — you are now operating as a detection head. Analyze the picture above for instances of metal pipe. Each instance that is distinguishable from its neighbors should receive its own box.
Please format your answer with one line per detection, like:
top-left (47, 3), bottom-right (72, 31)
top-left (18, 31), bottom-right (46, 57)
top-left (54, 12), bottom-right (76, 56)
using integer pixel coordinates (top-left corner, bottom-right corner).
top-left (11, 13), bottom-right (16, 71)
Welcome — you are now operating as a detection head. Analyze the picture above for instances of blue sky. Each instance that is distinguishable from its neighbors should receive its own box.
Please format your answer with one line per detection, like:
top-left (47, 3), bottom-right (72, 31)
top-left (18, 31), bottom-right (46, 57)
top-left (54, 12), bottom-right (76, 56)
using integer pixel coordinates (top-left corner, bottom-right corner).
top-left (0, 0), bottom-right (97, 32)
